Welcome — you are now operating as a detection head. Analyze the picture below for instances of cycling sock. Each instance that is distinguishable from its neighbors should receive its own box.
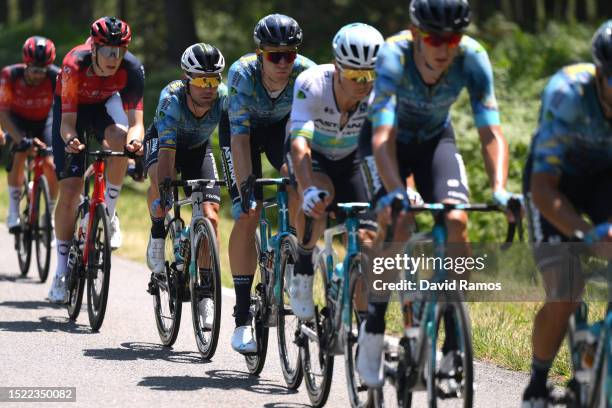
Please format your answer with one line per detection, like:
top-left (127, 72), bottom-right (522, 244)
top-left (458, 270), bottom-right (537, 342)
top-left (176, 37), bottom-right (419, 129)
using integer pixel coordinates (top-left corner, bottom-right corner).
top-left (55, 240), bottom-right (70, 277)
top-left (358, 311), bottom-right (369, 324)
top-left (8, 186), bottom-right (20, 216)
top-left (442, 307), bottom-right (458, 354)
top-left (233, 275), bottom-right (254, 327)
top-left (104, 182), bottom-right (122, 217)
top-left (150, 217), bottom-right (165, 239)
top-left (525, 356), bottom-right (552, 397)
top-left (365, 302), bottom-right (388, 334)
top-left (294, 245), bottom-right (314, 276)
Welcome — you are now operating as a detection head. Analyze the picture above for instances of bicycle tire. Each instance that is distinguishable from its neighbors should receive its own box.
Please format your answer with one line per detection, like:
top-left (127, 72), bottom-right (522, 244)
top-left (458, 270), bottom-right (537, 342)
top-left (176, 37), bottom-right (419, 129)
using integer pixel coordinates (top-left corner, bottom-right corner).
top-left (245, 231), bottom-right (269, 376)
top-left (16, 177), bottom-right (32, 276)
top-left (190, 217), bottom-right (222, 360)
top-left (426, 300), bottom-right (474, 408)
top-left (152, 216), bottom-right (183, 346)
top-left (86, 204), bottom-right (111, 332)
top-left (301, 254), bottom-right (334, 407)
top-left (344, 256), bottom-right (370, 407)
top-left (34, 176), bottom-right (52, 282)
top-left (277, 234), bottom-right (303, 389)
top-left (67, 205), bottom-right (86, 321)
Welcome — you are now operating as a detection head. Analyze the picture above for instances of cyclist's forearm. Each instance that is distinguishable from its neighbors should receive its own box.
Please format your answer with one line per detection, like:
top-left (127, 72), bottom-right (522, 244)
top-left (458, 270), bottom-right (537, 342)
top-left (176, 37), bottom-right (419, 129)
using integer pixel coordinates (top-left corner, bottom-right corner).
top-left (478, 125), bottom-right (508, 191)
top-left (531, 172), bottom-right (591, 236)
top-left (0, 110), bottom-right (24, 143)
top-left (373, 125), bottom-right (404, 192)
top-left (291, 138), bottom-right (314, 190)
top-left (230, 134), bottom-right (252, 188)
top-left (126, 110), bottom-right (144, 142)
top-left (60, 112), bottom-right (78, 143)
top-left (157, 149), bottom-right (176, 186)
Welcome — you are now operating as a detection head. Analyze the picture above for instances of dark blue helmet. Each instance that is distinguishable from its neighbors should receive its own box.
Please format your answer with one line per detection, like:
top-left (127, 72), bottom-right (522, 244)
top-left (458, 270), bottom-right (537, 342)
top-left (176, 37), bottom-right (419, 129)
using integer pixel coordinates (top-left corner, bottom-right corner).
top-left (253, 14), bottom-right (303, 47)
top-left (409, 0), bottom-right (471, 34)
top-left (592, 20), bottom-right (612, 76)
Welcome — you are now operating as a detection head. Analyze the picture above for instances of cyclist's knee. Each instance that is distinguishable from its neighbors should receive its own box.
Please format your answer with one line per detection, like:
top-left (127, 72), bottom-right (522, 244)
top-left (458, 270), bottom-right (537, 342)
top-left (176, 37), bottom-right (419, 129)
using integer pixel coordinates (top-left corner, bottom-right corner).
top-left (104, 125), bottom-right (127, 148)
top-left (445, 210), bottom-right (468, 238)
top-left (203, 203), bottom-right (220, 231)
top-left (58, 178), bottom-right (83, 202)
top-left (233, 211), bottom-right (259, 231)
top-left (542, 301), bottom-right (581, 319)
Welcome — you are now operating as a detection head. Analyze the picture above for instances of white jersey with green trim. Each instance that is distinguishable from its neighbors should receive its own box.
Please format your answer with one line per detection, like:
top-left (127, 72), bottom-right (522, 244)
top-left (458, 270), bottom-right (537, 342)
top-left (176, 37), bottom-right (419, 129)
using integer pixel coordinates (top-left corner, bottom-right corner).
top-left (290, 64), bottom-right (370, 161)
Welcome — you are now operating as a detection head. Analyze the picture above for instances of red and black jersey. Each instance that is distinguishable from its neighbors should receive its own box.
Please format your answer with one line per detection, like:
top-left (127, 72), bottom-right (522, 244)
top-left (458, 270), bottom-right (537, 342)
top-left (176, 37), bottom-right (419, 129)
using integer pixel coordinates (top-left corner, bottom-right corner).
top-left (0, 63), bottom-right (59, 121)
top-left (55, 44), bottom-right (144, 113)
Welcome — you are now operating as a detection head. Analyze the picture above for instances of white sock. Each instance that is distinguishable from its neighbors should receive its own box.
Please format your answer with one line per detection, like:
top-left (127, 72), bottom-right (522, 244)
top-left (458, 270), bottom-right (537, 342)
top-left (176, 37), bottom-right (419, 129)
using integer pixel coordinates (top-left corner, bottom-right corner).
top-left (55, 239), bottom-right (70, 277)
top-left (8, 186), bottom-right (20, 216)
top-left (104, 182), bottom-right (122, 217)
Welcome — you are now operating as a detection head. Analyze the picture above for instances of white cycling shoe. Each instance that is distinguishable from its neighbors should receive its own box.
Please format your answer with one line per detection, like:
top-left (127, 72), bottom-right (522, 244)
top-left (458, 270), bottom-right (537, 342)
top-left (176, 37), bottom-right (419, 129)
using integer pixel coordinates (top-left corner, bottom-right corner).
top-left (356, 321), bottom-right (385, 388)
top-left (146, 235), bottom-right (165, 275)
top-left (231, 325), bottom-right (257, 354)
top-left (199, 298), bottom-right (214, 329)
top-left (47, 274), bottom-right (68, 304)
top-left (7, 211), bottom-right (20, 233)
top-left (109, 213), bottom-right (122, 250)
top-left (288, 273), bottom-right (315, 320)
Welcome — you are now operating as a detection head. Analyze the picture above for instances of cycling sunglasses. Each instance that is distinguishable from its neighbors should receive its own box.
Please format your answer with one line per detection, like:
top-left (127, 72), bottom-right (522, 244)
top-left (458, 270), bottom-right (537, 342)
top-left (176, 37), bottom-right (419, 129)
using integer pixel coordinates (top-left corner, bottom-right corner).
top-left (418, 28), bottom-right (463, 48)
top-left (97, 46), bottom-right (127, 59)
top-left (27, 65), bottom-right (48, 74)
top-left (338, 65), bottom-right (376, 83)
top-left (189, 74), bottom-right (222, 88)
top-left (261, 49), bottom-right (298, 64)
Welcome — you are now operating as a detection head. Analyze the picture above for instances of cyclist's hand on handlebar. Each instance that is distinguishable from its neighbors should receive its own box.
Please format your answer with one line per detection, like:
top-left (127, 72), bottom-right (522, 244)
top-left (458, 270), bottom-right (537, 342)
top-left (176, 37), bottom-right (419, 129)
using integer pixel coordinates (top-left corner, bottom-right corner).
top-left (585, 222), bottom-right (612, 259)
top-left (493, 189), bottom-right (523, 223)
top-left (239, 176), bottom-right (258, 217)
top-left (126, 139), bottom-right (144, 156)
top-left (302, 186), bottom-right (330, 219)
top-left (65, 136), bottom-right (85, 154)
top-left (376, 187), bottom-right (410, 226)
top-left (32, 137), bottom-right (47, 150)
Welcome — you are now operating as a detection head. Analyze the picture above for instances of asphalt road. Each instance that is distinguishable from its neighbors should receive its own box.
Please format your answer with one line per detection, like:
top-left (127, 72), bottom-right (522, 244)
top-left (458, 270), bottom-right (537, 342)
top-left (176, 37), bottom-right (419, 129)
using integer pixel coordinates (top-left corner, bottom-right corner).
top-left (0, 225), bottom-right (528, 407)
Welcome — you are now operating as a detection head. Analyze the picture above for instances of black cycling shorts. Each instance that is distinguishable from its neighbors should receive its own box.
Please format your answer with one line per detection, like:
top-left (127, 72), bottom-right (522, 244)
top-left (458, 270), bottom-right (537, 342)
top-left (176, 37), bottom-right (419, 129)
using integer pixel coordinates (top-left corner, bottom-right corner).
top-left (144, 124), bottom-right (221, 204)
top-left (218, 112), bottom-right (287, 203)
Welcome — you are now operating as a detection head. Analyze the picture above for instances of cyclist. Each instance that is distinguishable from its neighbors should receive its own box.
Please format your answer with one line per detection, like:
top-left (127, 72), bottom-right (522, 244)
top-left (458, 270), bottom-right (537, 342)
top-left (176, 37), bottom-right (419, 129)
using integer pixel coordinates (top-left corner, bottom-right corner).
top-left (48, 16), bottom-right (145, 303)
top-left (219, 13), bottom-right (315, 354)
top-left (285, 23), bottom-right (383, 319)
top-left (0, 36), bottom-right (59, 233)
top-left (521, 21), bottom-right (612, 407)
top-left (144, 43), bottom-right (227, 325)
top-left (357, 0), bottom-right (518, 387)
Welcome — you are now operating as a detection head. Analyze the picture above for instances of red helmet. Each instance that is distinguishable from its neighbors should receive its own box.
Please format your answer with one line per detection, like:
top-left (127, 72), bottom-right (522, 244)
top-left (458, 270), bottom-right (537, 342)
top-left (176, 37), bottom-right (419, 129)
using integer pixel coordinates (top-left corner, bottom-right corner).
top-left (22, 36), bottom-right (56, 66)
top-left (90, 16), bottom-right (131, 47)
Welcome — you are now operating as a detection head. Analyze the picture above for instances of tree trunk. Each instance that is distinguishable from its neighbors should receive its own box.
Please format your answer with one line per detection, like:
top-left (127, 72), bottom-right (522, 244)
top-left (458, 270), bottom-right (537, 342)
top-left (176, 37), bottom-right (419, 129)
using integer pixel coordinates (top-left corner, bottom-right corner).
top-left (0, 0), bottom-right (8, 24)
top-left (19, 0), bottom-right (35, 20)
top-left (71, 1), bottom-right (92, 23)
top-left (597, 0), bottom-right (612, 17)
top-left (164, 0), bottom-right (198, 63)
top-left (44, 0), bottom-right (70, 20)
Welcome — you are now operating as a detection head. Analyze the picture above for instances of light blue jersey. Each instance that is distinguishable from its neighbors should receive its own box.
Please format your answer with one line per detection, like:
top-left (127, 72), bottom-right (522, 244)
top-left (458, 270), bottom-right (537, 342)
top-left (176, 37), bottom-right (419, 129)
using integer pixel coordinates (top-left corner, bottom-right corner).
top-left (154, 80), bottom-right (228, 151)
top-left (530, 63), bottom-right (612, 176)
top-left (369, 30), bottom-right (500, 143)
top-left (227, 53), bottom-right (315, 136)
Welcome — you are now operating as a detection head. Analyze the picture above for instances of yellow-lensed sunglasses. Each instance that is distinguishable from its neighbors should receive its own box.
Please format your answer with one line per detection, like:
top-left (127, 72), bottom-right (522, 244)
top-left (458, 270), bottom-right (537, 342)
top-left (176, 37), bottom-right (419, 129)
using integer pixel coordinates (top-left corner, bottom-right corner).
top-left (189, 75), bottom-right (222, 88)
top-left (339, 66), bottom-right (376, 83)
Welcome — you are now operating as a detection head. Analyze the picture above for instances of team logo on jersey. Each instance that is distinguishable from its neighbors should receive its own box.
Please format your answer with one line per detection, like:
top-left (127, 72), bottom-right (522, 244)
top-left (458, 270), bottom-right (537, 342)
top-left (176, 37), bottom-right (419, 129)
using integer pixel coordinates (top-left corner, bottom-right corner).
top-left (297, 90), bottom-right (306, 99)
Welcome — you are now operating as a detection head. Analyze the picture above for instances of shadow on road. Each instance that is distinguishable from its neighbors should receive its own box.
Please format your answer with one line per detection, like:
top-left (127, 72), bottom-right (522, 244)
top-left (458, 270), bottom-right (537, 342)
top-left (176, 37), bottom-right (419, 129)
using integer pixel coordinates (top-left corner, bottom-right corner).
top-left (138, 369), bottom-right (299, 395)
top-left (262, 404), bottom-right (311, 408)
top-left (0, 300), bottom-right (63, 310)
top-left (83, 342), bottom-right (205, 364)
top-left (0, 273), bottom-right (40, 283)
top-left (0, 315), bottom-right (92, 334)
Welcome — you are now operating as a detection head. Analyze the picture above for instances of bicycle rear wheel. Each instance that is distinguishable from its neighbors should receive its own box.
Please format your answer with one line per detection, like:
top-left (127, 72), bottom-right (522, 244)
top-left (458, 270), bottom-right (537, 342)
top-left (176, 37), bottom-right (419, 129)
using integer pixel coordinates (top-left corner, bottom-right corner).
top-left (34, 176), bottom-right (52, 282)
top-left (426, 300), bottom-right (473, 408)
top-left (15, 178), bottom-right (32, 276)
top-left (67, 205), bottom-right (86, 321)
top-left (86, 204), bottom-right (112, 331)
top-left (190, 218), bottom-right (222, 360)
top-left (245, 232), bottom-right (269, 375)
top-left (152, 217), bottom-right (183, 346)
top-left (277, 234), bottom-right (303, 389)
top-left (301, 254), bottom-right (334, 407)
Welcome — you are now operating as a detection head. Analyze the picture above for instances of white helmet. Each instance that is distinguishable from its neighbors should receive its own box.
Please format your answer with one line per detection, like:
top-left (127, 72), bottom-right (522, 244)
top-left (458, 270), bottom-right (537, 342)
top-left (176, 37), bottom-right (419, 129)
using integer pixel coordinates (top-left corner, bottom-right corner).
top-left (180, 43), bottom-right (225, 75)
top-left (332, 23), bottom-right (384, 69)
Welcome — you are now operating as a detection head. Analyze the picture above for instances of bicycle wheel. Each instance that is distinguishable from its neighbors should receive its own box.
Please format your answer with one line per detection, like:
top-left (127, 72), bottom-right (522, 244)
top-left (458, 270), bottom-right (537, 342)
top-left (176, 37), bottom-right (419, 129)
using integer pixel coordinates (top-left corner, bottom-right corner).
top-left (15, 178), bottom-right (32, 276)
top-left (67, 205), bottom-right (86, 321)
top-left (86, 204), bottom-right (112, 331)
top-left (34, 176), bottom-right (52, 282)
top-left (426, 301), bottom-right (473, 408)
top-left (190, 218), bottom-right (222, 360)
top-left (245, 231), bottom-right (269, 376)
top-left (277, 234), bottom-right (303, 389)
top-left (301, 254), bottom-right (334, 407)
top-left (345, 256), bottom-right (371, 407)
top-left (152, 217), bottom-right (183, 346)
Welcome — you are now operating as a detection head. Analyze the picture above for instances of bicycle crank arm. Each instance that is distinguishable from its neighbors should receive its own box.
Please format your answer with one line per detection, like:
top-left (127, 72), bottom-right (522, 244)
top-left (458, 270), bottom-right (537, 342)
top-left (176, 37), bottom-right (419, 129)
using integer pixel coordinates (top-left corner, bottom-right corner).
top-left (300, 323), bottom-right (319, 344)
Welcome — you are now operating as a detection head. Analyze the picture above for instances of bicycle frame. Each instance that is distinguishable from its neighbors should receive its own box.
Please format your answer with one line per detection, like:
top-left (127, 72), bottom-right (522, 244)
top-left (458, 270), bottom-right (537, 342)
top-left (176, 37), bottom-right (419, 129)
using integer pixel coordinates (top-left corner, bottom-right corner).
top-left (79, 157), bottom-right (106, 268)
top-left (26, 153), bottom-right (47, 225)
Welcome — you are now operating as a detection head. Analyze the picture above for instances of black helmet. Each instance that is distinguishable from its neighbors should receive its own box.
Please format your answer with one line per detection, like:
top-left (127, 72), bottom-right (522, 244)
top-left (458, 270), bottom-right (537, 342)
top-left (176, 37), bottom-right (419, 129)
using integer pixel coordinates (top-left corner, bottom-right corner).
top-left (253, 14), bottom-right (303, 47)
top-left (181, 43), bottom-right (225, 75)
top-left (592, 20), bottom-right (612, 76)
top-left (410, 0), bottom-right (471, 34)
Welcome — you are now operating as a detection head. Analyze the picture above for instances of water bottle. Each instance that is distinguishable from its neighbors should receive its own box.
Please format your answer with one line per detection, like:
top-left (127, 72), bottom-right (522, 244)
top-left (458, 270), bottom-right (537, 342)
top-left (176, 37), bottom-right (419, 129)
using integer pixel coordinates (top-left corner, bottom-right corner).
top-left (174, 227), bottom-right (189, 271)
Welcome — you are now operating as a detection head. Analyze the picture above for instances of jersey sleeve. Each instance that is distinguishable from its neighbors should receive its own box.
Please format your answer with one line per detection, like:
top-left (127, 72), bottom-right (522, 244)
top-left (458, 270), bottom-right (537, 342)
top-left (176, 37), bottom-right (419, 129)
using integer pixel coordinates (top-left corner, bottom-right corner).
top-left (289, 70), bottom-right (317, 142)
top-left (59, 57), bottom-right (80, 113)
top-left (531, 125), bottom-right (571, 175)
top-left (369, 42), bottom-right (403, 129)
top-left (120, 53), bottom-right (145, 111)
top-left (227, 60), bottom-right (254, 136)
top-left (155, 89), bottom-right (181, 151)
top-left (462, 39), bottom-right (500, 128)
top-left (47, 65), bottom-right (60, 90)
top-left (0, 67), bottom-right (13, 112)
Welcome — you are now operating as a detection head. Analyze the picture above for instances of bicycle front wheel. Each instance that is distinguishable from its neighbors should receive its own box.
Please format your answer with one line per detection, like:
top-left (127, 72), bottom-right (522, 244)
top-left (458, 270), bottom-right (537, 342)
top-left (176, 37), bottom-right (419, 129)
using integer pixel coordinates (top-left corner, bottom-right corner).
top-left (426, 300), bottom-right (474, 408)
top-left (86, 204), bottom-right (112, 332)
top-left (277, 234), bottom-right (303, 389)
top-left (34, 176), bottom-right (52, 282)
top-left (67, 205), bottom-right (86, 321)
top-left (190, 218), bottom-right (222, 360)
top-left (15, 178), bottom-right (32, 276)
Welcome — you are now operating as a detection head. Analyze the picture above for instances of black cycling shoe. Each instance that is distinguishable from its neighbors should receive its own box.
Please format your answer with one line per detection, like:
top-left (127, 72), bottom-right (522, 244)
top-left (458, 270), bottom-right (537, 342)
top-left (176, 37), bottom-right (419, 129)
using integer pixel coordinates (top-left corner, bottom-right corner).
top-left (521, 381), bottom-right (551, 408)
